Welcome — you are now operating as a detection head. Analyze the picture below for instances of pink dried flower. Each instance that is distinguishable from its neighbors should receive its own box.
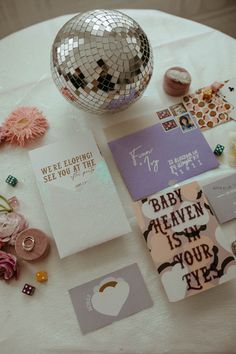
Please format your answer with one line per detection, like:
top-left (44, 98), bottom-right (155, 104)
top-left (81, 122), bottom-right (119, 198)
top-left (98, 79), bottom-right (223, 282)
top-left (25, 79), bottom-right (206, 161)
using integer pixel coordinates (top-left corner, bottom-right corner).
top-left (0, 212), bottom-right (28, 246)
top-left (0, 251), bottom-right (19, 281)
top-left (2, 106), bottom-right (48, 147)
top-left (0, 126), bottom-right (6, 144)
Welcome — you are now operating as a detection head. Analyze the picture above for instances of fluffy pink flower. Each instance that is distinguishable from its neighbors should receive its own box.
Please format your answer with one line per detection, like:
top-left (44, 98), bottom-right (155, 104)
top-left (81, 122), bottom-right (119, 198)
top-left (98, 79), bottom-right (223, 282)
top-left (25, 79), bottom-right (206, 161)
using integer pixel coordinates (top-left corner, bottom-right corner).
top-left (0, 251), bottom-right (19, 281)
top-left (0, 212), bottom-right (28, 246)
top-left (2, 106), bottom-right (48, 147)
top-left (0, 126), bottom-right (6, 144)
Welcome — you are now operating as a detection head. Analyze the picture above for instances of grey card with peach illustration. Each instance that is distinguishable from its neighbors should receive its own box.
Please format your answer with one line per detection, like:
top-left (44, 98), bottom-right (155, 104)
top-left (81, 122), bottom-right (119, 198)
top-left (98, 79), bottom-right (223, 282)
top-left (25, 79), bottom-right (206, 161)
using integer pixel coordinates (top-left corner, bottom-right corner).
top-left (69, 263), bottom-right (153, 334)
top-left (134, 181), bottom-right (236, 302)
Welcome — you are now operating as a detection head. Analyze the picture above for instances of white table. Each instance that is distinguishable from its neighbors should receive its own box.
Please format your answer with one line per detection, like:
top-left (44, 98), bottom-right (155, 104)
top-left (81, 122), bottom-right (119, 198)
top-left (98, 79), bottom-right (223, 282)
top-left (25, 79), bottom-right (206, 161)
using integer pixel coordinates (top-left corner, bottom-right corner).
top-left (0, 9), bottom-right (236, 354)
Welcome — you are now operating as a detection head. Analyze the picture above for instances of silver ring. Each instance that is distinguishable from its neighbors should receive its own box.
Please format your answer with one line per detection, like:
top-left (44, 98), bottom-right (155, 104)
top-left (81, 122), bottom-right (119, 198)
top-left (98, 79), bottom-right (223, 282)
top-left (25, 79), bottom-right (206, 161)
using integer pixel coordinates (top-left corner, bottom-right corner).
top-left (232, 240), bottom-right (236, 256)
top-left (22, 236), bottom-right (35, 252)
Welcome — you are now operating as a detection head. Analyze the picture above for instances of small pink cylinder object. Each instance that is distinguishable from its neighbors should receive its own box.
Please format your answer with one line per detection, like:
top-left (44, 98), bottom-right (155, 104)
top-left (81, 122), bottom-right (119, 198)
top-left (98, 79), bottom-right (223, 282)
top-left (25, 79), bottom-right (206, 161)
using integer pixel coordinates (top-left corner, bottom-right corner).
top-left (163, 67), bottom-right (191, 97)
top-left (15, 228), bottom-right (50, 262)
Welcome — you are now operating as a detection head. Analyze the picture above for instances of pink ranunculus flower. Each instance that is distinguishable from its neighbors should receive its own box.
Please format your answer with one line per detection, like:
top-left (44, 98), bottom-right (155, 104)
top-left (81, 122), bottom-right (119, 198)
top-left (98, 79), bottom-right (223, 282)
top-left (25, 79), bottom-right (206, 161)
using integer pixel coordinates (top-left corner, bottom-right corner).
top-left (8, 196), bottom-right (20, 210)
top-left (0, 212), bottom-right (28, 246)
top-left (0, 251), bottom-right (19, 280)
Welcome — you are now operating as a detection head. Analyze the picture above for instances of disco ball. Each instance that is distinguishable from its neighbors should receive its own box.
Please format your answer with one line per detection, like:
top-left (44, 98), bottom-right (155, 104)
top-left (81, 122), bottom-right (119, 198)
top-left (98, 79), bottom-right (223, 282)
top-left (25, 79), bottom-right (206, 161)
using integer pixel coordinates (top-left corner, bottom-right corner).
top-left (51, 9), bottom-right (153, 114)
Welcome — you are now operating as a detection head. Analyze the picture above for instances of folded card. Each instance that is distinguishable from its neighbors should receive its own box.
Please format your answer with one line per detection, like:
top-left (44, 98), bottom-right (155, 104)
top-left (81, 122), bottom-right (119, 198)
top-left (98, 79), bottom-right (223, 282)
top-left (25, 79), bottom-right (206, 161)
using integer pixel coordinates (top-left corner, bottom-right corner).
top-left (220, 78), bottom-right (236, 120)
top-left (134, 181), bottom-right (236, 302)
top-left (29, 131), bottom-right (131, 258)
top-left (69, 263), bottom-right (153, 334)
top-left (106, 113), bottom-right (218, 200)
top-left (203, 173), bottom-right (236, 223)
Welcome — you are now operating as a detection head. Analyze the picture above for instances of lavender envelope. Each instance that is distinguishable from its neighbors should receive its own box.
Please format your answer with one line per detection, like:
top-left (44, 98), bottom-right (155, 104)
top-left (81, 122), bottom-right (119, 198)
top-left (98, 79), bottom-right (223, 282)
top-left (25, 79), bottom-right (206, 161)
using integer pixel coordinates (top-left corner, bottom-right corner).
top-left (29, 132), bottom-right (131, 258)
top-left (108, 120), bottom-right (219, 200)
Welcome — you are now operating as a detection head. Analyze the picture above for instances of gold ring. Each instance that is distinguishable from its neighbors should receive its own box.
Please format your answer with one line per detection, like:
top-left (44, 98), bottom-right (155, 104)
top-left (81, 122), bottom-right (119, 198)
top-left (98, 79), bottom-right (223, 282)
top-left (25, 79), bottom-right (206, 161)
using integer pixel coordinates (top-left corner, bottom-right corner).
top-left (232, 240), bottom-right (236, 256)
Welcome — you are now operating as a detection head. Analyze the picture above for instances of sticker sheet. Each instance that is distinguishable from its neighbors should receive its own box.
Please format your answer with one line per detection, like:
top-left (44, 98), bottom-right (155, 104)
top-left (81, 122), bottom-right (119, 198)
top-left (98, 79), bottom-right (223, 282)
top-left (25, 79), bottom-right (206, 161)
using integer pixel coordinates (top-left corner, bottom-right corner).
top-left (182, 87), bottom-right (233, 130)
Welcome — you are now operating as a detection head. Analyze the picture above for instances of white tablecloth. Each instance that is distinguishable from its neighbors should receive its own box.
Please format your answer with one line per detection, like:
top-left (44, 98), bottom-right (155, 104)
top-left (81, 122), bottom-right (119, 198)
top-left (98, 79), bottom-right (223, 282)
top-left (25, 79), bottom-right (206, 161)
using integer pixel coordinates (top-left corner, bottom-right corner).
top-left (0, 9), bottom-right (236, 354)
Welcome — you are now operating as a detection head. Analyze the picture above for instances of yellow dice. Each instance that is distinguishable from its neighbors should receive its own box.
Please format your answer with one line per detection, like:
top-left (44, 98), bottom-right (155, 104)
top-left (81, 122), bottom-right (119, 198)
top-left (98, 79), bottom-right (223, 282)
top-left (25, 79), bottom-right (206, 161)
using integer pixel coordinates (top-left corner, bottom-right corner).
top-left (202, 88), bottom-right (212, 100)
top-left (36, 271), bottom-right (48, 283)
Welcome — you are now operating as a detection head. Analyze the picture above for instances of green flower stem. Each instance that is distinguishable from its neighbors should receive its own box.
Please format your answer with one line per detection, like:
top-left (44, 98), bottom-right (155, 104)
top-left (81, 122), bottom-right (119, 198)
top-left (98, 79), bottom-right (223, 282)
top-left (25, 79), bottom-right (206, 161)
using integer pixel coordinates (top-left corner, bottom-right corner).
top-left (0, 195), bottom-right (13, 213)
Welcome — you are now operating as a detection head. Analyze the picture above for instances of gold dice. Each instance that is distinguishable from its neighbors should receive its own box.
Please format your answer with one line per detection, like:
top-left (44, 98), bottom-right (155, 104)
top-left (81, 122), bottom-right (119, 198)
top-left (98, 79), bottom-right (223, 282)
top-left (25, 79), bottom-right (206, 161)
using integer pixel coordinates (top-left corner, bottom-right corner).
top-left (36, 271), bottom-right (48, 283)
top-left (202, 88), bottom-right (212, 100)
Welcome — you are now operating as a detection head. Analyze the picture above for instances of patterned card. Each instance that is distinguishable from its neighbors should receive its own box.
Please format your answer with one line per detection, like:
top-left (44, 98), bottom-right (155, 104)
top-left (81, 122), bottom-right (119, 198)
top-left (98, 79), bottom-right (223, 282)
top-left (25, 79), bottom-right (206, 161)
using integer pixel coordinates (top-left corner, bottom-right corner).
top-left (182, 86), bottom-right (233, 130)
top-left (69, 263), bottom-right (153, 334)
top-left (134, 182), bottom-right (236, 302)
top-left (107, 113), bottom-right (218, 200)
top-left (220, 78), bottom-right (236, 120)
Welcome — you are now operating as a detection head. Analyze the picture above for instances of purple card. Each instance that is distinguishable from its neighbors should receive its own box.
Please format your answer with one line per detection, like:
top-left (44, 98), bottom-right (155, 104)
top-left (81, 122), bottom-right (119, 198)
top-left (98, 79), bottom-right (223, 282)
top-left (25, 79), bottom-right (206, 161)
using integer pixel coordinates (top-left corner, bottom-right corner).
top-left (108, 114), bottom-right (219, 200)
top-left (203, 173), bottom-right (236, 223)
top-left (69, 263), bottom-right (153, 334)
